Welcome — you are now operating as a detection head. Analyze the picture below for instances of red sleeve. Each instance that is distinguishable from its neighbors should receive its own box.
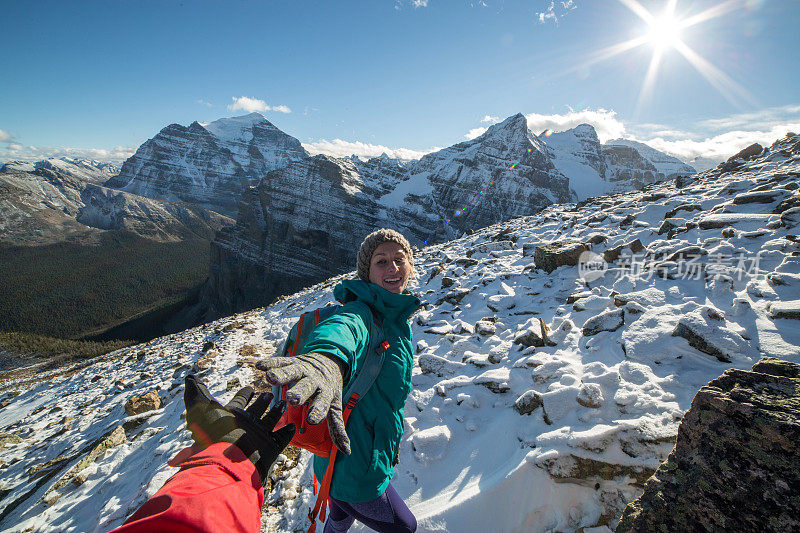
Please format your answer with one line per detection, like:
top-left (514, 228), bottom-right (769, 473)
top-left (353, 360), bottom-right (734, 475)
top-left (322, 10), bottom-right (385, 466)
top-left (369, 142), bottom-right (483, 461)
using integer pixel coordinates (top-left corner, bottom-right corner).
top-left (108, 442), bottom-right (265, 533)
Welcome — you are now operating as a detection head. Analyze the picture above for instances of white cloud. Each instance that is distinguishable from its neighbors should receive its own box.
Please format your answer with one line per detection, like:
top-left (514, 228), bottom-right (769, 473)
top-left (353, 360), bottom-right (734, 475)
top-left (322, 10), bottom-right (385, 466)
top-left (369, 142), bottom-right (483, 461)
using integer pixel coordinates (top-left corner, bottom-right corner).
top-left (633, 123), bottom-right (800, 164)
top-left (480, 115), bottom-right (500, 124)
top-left (412, 0), bottom-right (429, 7)
top-left (303, 139), bottom-right (437, 161)
top-left (697, 104), bottom-right (800, 132)
top-left (0, 129), bottom-right (12, 143)
top-left (525, 108), bottom-right (626, 142)
top-left (227, 96), bottom-right (291, 114)
top-left (536, 0), bottom-right (577, 24)
top-left (196, 99), bottom-right (213, 108)
top-left (465, 127), bottom-right (488, 140)
top-left (0, 143), bottom-right (138, 165)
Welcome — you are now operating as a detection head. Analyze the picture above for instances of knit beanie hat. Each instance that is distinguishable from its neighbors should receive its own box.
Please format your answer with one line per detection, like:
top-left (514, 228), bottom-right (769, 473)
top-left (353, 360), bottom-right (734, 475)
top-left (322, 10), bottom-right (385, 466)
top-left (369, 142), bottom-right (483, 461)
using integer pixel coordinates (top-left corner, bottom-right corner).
top-left (357, 228), bottom-right (414, 283)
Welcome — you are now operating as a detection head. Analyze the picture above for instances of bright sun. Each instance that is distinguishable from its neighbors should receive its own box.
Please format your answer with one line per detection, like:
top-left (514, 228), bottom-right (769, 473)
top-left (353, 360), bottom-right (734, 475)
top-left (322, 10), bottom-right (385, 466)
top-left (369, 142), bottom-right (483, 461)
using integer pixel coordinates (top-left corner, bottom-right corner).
top-left (569, 0), bottom-right (753, 112)
top-left (647, 13), bottom-right (683, 50)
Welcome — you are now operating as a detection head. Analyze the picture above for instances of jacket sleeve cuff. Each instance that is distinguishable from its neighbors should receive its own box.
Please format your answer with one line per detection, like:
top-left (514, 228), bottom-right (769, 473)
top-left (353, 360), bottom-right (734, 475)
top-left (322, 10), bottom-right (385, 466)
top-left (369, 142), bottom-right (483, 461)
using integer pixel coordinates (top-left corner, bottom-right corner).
top-left (168, 442), bottom-right (262, 490)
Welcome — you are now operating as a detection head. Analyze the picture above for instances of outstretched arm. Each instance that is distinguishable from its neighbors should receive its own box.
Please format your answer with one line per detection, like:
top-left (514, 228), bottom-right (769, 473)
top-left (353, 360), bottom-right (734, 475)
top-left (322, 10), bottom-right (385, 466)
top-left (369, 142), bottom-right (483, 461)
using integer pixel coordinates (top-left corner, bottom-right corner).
top-left (108, 376), bottom-right (295, 533)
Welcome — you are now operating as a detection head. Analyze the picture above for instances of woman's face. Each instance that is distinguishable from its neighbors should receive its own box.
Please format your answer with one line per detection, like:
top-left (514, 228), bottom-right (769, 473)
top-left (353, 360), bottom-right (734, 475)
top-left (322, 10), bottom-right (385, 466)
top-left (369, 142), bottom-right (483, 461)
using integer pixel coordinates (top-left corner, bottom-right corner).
top-left (368, 241), bottom-right (412, 294)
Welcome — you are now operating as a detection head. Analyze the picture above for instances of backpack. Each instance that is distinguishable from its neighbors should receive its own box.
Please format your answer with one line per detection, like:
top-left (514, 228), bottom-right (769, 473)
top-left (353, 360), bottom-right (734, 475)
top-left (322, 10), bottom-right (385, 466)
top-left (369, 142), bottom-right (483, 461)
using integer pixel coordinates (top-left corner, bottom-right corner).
top-left (270, 301), bottom-right (389, 533)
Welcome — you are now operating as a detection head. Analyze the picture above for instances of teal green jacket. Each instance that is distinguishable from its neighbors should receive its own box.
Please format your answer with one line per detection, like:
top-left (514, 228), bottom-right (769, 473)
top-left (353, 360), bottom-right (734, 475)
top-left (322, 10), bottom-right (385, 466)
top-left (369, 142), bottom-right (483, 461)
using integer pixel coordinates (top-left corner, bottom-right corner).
top-left (302, 279), bottom-right (420, 503)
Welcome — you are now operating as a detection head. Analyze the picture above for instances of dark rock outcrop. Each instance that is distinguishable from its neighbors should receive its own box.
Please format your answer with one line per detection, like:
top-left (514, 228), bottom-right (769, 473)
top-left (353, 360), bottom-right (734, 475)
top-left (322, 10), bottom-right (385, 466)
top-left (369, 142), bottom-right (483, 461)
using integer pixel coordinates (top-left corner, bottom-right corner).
top-left (534, 241), bottom-right (589, 273)
top-left (617, 357), bottom-right (800, 532)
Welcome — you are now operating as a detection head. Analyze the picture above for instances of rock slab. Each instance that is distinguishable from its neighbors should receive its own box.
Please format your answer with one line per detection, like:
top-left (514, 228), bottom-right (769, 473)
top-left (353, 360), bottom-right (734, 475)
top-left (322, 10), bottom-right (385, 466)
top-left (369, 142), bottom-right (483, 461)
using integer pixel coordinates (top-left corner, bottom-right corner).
top-left (617, 357), bottom-right (800, 532)
top-left (534, 241), bottom-right (589, 273)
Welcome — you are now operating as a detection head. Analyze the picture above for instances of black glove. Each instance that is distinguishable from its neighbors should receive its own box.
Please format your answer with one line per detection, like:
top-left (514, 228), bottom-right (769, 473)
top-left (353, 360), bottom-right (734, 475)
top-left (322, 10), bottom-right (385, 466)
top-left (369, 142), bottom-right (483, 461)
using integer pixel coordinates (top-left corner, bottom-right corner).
top-left (184, 374), bottom-right (295, 485)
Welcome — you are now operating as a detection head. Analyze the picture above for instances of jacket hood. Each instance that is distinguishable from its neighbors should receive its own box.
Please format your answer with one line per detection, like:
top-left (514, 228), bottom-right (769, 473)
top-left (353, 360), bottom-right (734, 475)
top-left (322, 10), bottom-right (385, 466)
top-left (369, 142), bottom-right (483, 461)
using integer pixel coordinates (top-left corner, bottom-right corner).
top-left (334, 279), bottom-right (420, 322)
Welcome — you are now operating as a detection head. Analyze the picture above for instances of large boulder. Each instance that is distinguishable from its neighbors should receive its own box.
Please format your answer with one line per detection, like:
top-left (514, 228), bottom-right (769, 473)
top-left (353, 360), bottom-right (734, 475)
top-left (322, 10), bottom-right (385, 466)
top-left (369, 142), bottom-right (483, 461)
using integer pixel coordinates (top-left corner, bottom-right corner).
top-left (534, 241), bottom-right (589, 273)
top-left (617, 357), bottom-right (800, 532)
top-left (124, 389), bottom-right (163, 416)
top-left (582, 308), bottom-right (624, 336)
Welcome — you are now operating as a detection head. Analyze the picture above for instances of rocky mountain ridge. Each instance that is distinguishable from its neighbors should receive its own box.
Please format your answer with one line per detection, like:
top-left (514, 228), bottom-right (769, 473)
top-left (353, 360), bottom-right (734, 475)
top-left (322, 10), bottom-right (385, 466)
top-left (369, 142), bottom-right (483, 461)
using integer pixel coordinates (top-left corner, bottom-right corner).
top-left (0, 131), bottom-right (797, 532)
top-left (203, 113), bottom-right (697, 316)
top-left (0, 157), bottom-right (120, 184)
top-left (0, 160), bottom-right (232, 245)
top-left (105, 113), bottom-right (309, 217)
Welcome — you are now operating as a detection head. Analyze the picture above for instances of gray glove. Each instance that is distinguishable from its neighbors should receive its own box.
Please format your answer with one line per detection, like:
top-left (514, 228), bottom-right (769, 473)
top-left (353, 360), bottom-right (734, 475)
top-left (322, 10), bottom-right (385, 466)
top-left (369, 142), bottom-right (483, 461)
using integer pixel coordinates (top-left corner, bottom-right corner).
top-left (256, 352), bottom-right (351, 455)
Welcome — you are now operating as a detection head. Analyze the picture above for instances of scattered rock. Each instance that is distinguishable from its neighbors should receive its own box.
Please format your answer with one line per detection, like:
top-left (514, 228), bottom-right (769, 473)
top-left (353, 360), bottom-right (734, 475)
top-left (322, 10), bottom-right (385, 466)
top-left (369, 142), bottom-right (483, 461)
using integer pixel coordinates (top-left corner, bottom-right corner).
top-left (50, 426), bottom-right (127, 493)
top-left (752, 356), bottom-right (800, 378)
top-left (667, 245), bottom-right (706, 261)
top-left (617, 358), bottom-right (800, 533)
top-left (577, 383), bottom-right (604, 408)
top-left (657, 219), bottom-right (678, 235)
top-left (769, 299), bottom-right (800, 319)
top-left (732, 142), bottom-right (764, 161)
top-left (441, 276), bottom-right (455, 288)
top-left (475, 320), bottom-right (496, 336)
top-left (437, 288), bottom-right (471, 305)
top-left (665, 203), bottom-right (702, 218)
top-left (582, 309), bottom-right (624, 336)
top-left (238, 345), bottom-right (258, 357)
top-left (0, 432), bottom-right (23, 447)
top-left (567, 290), bottom-right (593, 304)
top-left (453, 257), bottom-right (478, 267)
top-left (698, 213), bottom-right (772, 230)
top-left (586, 234), bottom-right (607, 245)
top-left (675, 174), bottom-right (694, 188)
top-left (539, 454), bottom-right (654, 486)
top-left (733, 189), bottom-right (790, 205)
top-left (418, 354), bottom-right (466, 376)
top-left (466, 240), bottom-right (515, 257)
top-left (513, 390), bottom-right (543, 415)
top-left (28, 455), bottom-right (70, 480)
top-left (781, 206), bottom-right (800, 227)
top-left (202, 341), bottom-right (217, 352)
top-left (226, 377), bottom-right (241, 391)
top-left (124, 389), bottom-right (163, 416)
top-left (603, 239), bottom-right (644, 262)
top-left (474, 368), bottom-right (510, 393)
top-left (534, 241), bottom-right (589, 273)
top-left (774, 193), bottom-right (800, 214)
top-left (671, 307), bottom-right (749, 362)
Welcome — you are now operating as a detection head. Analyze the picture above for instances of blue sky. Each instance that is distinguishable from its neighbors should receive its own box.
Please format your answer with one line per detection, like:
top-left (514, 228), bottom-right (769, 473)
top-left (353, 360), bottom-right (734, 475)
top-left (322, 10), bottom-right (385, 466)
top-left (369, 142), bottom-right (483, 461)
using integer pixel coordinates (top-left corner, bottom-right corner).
top-left (1, 0), bottom-right (798, 166)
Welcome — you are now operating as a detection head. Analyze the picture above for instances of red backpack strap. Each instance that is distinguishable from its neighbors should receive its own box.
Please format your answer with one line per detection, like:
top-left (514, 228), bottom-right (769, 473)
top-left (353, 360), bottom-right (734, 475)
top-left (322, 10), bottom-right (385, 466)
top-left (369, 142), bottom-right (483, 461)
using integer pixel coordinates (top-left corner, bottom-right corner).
top-left (289, 312), bottom-right (307, 357)
top-left (306, 394), bottom-right (360, 532)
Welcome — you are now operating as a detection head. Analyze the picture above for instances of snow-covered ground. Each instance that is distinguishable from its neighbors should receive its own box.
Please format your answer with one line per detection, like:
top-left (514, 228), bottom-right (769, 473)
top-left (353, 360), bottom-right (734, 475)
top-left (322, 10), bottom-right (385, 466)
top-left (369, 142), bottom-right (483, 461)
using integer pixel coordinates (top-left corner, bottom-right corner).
top-left (1, 134), bottom-right (798, 532)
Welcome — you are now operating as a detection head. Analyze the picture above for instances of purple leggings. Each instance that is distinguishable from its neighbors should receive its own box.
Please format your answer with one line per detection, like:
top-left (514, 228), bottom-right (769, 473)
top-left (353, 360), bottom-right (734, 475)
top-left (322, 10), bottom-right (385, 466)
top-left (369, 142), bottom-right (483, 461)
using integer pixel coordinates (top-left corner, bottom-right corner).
top-left (323, 483), bottom-right (417, 533)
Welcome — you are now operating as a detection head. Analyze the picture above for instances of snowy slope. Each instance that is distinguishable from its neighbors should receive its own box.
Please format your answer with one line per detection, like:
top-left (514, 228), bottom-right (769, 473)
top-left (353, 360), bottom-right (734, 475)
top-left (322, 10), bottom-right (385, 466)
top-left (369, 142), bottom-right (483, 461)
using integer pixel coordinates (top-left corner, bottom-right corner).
top-left (1, 133), bottom-right (799, 532)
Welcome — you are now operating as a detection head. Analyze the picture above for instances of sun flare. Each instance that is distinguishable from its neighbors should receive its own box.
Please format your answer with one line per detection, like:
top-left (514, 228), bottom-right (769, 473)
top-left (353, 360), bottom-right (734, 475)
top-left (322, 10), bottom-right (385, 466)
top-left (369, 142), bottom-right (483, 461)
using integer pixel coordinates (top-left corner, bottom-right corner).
top-left (647, 12), bottom-right (683, 50)
top-left (567, 0), bottom-right (754, 112)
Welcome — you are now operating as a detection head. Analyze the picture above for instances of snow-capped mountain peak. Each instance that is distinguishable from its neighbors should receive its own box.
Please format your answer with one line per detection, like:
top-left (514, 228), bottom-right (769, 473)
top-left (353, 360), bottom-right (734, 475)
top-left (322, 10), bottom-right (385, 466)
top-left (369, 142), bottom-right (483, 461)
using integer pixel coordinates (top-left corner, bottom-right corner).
top-left (202, 112), bottom-right (280, 143)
